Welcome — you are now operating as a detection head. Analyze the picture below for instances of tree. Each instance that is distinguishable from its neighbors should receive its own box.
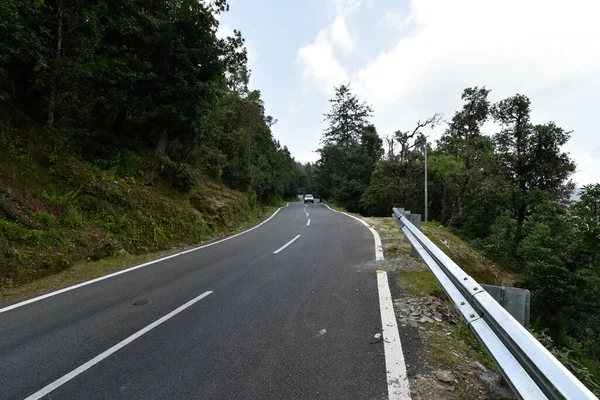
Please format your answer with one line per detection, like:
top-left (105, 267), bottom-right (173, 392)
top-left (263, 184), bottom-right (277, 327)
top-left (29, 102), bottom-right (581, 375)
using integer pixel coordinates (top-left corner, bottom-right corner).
top-left (394, 113), bottom-right (441, 163)
top-left (492, 95), bottom-right (576, 246)
top-left (322, 84), bottom-right (372, 148)
top-left (436, 87), bottom-right (499, 232)
top-left (573, 184), bottom-right (600, 269)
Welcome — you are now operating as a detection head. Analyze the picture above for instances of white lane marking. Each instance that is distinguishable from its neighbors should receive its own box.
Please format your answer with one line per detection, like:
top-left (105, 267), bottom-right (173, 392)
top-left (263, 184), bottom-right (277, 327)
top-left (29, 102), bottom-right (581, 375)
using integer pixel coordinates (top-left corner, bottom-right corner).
top-left (307, 219), bottom-right (311, 226)
top-left (273, 234), bottom-right (301, 254)
top-left (305, 212), bottom-right (309, 217)
top-left (0, 204), bottom-right (290, 314)
top-left (369, 227), bottom-right (384, 261)
top-left (377, 271), bottom-right (411, 400)
top-left (24, 291), bottom-right (213, 400)
top-left (320, 204), bottom-right (384, 261)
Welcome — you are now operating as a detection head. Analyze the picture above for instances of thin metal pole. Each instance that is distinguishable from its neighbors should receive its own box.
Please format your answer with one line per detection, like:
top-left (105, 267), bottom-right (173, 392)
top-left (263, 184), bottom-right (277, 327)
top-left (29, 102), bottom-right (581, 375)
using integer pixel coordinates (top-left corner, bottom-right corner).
top-left (424, 140), bottom-right (428, 222)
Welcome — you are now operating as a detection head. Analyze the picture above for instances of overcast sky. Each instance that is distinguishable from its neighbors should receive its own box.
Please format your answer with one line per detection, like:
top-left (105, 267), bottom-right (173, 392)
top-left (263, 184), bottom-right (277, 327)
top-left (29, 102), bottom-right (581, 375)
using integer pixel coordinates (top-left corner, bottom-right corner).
top-left (220, 0), bottom-right (600, 186)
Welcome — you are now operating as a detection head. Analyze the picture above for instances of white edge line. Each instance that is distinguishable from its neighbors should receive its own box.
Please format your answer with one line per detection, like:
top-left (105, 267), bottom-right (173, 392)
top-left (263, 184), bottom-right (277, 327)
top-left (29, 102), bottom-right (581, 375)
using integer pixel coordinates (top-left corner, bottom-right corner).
top-left (320, 203), bottom-right (384, 261)
top-left (307, 219), bottom-right (311, 226)
top-left (0, 204), bottom-right (290, 314)
top-left (24, 290), bottom-right (213, 400)
top-left (377, 271), bottom-right (411, 400)
top-left (273, 234), bottom-right (301, 254)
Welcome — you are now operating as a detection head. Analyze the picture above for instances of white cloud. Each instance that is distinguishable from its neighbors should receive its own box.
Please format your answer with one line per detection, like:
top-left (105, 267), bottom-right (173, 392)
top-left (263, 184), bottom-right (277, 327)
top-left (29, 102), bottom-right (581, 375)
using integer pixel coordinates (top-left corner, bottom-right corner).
top-left (335, 0), bottom-right (363, 14)
top-left (352, 0), bottom-right (600, 185)
top-left (330, 16), bottom-right (355, 54)
top-left (296, 0), bottom-right (360, 94)
top-left (297, 31), bottom-right (349, 95)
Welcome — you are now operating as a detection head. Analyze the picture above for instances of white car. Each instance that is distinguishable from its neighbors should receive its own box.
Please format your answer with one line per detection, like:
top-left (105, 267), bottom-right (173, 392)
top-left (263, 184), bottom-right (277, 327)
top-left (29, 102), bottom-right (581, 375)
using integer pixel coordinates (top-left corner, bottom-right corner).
top-left (303, 194), bottom-right (314, 204)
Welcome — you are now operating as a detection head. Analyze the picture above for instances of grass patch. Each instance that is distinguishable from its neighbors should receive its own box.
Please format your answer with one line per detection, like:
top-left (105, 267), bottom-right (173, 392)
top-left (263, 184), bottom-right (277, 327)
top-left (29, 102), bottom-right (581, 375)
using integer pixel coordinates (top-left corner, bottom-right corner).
top-left (397, 270), bottom-right (443, 297)
top-left (421, 221), bottom-right (517, 286)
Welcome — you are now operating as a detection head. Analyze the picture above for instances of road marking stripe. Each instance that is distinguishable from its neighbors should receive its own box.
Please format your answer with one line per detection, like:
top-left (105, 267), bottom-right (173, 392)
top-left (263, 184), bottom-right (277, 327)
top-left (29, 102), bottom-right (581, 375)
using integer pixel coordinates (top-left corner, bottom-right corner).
top-left (307, 219), bottom-right (311, 226)
top-left (377, 271), bottom-right (411, 400)
top-left (24, 291), bottom-right (213, 400)
top-left (0, 204), bottom-right (289, 314)
top-left (273, 234), bottom-right (301, 254)
top-left (320, 204), bottom-right (384, 261)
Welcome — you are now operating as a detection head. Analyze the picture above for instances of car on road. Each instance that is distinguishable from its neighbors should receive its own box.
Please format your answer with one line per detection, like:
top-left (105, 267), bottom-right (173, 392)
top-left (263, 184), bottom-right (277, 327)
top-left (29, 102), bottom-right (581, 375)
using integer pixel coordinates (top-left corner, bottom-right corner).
top-left (304, 194), bottom-right (314, 204)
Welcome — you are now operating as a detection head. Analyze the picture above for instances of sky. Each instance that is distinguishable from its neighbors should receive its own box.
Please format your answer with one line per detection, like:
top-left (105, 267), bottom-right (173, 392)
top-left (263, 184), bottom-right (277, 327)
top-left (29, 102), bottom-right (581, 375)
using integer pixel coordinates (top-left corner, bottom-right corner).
top-left (219, 0), bottom-right (600, 186)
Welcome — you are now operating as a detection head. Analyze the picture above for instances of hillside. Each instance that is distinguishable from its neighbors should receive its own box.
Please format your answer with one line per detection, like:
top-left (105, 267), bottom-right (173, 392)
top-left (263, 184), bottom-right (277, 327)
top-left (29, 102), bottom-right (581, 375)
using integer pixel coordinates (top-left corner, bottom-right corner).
top-left (0, 135), bottom-right (277, 299)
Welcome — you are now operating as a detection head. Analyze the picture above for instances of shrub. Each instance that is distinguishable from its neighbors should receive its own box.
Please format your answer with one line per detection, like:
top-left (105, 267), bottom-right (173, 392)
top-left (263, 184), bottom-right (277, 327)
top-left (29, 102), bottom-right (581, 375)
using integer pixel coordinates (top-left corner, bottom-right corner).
top-left (117, 151), bottom-right (142, 177)
top-left (533, 329), bottom-right (600, 396)
top-left (166, 161), bottom-right (199, 192)
top-left (35, 212), bottom-right (56, 226)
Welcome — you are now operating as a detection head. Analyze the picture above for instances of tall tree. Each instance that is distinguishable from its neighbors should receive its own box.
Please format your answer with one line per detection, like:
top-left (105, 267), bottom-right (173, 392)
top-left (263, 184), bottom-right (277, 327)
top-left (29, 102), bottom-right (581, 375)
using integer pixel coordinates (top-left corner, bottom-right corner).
top-left (322, 84), bottom-right (372, 148)
top-left (436, 87), bottom-right (498, 231)
top-left (492, 95), bottom-right (576, 246)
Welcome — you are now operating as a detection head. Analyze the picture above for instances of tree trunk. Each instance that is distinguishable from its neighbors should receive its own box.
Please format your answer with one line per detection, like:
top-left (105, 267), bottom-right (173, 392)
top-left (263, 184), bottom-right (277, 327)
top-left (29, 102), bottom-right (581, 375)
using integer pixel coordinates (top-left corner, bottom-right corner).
top-left (110, 108), bottom-right (128, 135)
top-left (147, 130), bottom-right (169, 185)
top-left (441, 184), bottom-right (447, 224)
top-left (47, 1), bottom-right (64, 127)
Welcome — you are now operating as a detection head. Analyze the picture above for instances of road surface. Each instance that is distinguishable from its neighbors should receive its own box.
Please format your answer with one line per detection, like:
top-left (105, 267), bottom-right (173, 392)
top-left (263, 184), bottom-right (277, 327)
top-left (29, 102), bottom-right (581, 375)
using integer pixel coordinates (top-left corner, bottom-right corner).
top-left (0, 202), bottom-right (406, 399)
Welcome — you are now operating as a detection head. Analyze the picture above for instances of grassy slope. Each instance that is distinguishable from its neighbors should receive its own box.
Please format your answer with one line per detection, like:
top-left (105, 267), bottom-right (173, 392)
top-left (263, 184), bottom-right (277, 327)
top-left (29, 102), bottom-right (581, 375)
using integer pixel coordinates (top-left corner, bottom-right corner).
top-left (363, 216), bottom-right (518, 286)
top-left (0, 146), bottom-right (278, 302)
top-left (364, 216), bottom-right (513, 398)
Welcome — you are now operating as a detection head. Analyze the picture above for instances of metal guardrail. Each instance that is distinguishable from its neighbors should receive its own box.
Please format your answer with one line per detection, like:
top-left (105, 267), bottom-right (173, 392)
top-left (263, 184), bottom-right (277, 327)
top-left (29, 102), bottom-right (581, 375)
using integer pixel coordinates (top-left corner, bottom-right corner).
top-left (392, 207), bottom-right (598, 400)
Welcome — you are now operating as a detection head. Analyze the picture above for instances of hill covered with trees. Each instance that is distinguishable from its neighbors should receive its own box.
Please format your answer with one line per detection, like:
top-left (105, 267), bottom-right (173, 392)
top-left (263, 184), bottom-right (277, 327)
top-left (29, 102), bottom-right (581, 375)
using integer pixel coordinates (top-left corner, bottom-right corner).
top-left (314, 84), bottom-right (600, 392)
top-left (0, 1), bottom-right (307, 287)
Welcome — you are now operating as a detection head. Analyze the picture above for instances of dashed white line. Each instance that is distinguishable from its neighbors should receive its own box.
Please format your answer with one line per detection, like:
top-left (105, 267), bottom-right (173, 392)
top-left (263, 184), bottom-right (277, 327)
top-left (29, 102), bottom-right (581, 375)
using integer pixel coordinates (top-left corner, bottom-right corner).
top-left (307, 219), bottom-right (311, 226)
top-left (377, 271), bottom-right (411, 399)
top-left (273, 234), bottom-right (301, 254)
top-left (24, 291), bottom-right (213, 400)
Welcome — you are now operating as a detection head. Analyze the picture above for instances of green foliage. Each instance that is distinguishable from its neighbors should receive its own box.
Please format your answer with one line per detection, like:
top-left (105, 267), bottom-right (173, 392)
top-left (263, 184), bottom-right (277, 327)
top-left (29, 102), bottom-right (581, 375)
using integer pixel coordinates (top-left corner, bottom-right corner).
top-left (166, 161), bottom-right (199, 193)
top-left (322, 84), bottom-right (373, 148)
top-left (316, 85), bottom-right (382, 211)
top-left (359, 171), bottom-right (390, 216)
top-left (35, 212), bottom-right (56, 226)
top-left (314, 83), bottom-right (598, 384)
top-left (533, 329), bottom-right (600, 396)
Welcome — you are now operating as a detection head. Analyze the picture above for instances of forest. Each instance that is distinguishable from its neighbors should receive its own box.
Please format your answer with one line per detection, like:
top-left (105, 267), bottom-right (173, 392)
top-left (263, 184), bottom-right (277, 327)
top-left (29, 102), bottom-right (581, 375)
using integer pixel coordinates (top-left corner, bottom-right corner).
top-left (0, 1), bottom-right (308, 288)
top-left (310, 84), bottom-right (600, 391)
top-left (1, 0), bottom-right (303, 203)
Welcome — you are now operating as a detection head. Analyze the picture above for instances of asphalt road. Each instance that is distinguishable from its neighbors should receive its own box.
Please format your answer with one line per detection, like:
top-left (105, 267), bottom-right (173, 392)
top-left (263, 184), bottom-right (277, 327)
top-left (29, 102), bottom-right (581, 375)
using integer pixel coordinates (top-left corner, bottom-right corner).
top-left (0, 202), bottom-right (391, 400)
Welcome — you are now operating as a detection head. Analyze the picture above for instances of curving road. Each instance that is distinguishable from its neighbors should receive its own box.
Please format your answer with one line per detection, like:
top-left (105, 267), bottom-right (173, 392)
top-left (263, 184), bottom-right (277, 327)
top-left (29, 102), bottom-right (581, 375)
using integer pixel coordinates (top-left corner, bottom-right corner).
top-left (0, 202), bottom-right (405, 400)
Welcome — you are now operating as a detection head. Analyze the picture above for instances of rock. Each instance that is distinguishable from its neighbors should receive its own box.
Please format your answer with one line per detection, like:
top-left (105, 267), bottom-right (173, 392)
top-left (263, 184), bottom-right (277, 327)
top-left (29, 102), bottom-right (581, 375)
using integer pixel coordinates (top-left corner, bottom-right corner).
top-left (473, 361), bottom-right (487, 372)
top-left (447, 385), bottom-right (456, 392)
top-left (318, 329), bottom-right (327, 336)
top-left (433, 313), bottom-right (443, 322)
top-left (419, 316), bottom-right (435, 324)
top-left (435, 370), bottom-right (455, 383)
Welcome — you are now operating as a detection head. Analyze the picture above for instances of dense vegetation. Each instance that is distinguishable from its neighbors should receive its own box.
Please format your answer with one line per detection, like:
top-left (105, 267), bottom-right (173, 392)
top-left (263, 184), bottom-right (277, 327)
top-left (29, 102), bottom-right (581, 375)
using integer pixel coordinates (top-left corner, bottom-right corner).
top-left (314, 84), bottom-right (600, 390)
top-left (0, 1), bottom-right (305, 285)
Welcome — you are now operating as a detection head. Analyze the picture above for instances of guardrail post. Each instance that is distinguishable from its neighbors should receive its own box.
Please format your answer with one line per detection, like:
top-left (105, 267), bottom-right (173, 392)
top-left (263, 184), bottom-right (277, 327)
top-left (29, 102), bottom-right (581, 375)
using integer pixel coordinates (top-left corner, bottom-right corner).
top-left (403, 211), bottom-right (412, 243)
top-left (408, 214), bottom-right (422, 258)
